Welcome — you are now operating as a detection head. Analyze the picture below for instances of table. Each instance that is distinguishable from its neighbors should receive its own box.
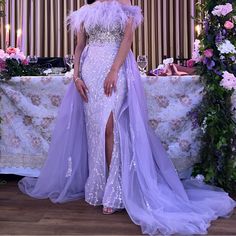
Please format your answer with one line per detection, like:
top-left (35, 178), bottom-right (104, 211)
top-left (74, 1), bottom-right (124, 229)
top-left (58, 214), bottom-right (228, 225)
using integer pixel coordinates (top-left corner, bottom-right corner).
top-left (0, 75), bottom-right (203, 178)
top-left (142, 75), bottom-right (203, 178)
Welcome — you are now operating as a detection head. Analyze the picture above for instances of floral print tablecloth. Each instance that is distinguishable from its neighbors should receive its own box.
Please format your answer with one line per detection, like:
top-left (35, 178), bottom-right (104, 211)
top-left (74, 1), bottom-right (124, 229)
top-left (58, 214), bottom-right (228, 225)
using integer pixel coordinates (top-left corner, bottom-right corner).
top-left (142, 76), bottom-right (203, 178)
top-left (0, 75), bottom-right (203, 177)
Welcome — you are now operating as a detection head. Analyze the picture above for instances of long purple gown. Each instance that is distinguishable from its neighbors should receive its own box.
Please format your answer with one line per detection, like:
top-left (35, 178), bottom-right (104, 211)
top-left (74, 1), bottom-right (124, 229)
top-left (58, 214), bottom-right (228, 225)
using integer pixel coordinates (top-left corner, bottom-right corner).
top-left (18, 1), bottom-right (236, 235)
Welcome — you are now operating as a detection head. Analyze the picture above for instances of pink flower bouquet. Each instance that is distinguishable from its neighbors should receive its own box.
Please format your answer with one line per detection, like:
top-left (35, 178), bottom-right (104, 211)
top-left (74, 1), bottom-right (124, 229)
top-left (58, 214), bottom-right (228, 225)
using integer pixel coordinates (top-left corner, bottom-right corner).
top-left (0, 47), bottom-right (40, 80)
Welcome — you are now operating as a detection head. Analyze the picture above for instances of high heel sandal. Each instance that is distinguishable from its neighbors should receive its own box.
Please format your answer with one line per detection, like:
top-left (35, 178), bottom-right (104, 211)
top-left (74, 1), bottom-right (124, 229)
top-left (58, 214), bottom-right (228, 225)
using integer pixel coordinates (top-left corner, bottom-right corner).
top-left (102, 206), bottom-right (122, 215)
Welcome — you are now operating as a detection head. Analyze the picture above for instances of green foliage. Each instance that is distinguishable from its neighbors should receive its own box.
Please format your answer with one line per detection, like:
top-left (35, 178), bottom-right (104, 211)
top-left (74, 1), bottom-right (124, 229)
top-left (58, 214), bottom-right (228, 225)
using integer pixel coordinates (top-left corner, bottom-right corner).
top-left (192, 1), bottom-right (236, 193)
top-left (0, 59), bottom-right (41, 80)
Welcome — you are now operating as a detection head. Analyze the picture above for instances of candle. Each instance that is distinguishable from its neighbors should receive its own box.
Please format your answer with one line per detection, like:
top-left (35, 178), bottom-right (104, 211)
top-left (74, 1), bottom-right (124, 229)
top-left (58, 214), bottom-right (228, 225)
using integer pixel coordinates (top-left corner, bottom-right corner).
top-left (5, 24), bottom-right (10, 47)
top-left (16, 29), bottom-right (22, 49)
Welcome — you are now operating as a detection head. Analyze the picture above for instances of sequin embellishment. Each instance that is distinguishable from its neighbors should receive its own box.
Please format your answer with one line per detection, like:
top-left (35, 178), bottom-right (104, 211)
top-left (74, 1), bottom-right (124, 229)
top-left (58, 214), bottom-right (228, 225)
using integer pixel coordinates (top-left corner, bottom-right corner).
top-left (87, 24), bottom-right (124, 45)
top-left (65, 156), bottom-right (72, 178)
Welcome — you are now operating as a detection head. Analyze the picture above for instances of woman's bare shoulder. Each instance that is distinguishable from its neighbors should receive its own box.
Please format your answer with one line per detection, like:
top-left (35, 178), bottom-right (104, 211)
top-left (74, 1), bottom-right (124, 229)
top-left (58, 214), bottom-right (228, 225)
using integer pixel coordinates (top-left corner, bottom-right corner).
top-left (118, 0), bottom-right (131, 6)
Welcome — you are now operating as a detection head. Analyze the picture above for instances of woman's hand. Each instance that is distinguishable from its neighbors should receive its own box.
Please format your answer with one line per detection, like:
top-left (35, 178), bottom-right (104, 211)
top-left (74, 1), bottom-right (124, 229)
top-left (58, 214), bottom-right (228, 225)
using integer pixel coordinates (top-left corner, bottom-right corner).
top-left (104, 70), bottom-right (119, 97)
top-left (74, 77), bottom-right (89, 103)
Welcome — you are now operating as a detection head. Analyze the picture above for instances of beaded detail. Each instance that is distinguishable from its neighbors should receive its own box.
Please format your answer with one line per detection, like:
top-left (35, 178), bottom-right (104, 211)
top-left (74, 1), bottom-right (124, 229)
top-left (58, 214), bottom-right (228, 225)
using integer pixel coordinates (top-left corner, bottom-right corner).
top-left (65, 156), bottom-right (72, 178)
top-left (87, 24), bottom-right (124, 45)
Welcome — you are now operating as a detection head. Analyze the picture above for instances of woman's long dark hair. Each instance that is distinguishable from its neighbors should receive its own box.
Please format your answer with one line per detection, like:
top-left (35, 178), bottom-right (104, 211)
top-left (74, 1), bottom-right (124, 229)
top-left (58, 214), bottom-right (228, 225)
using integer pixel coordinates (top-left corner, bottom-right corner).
top-left (87, 0), bottom-right (96, 4)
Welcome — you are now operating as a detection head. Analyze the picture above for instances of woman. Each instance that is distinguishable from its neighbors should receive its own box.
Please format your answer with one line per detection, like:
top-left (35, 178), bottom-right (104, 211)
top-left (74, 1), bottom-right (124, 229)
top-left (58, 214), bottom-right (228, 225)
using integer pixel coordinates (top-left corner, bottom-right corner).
top-left (19, 0), bottom-right (235, 235)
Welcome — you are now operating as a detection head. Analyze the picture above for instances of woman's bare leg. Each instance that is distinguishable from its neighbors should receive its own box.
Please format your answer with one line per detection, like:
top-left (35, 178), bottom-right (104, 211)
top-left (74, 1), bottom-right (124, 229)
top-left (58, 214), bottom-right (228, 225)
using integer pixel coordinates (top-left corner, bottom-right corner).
top-left (103, 112), bottom-right (116, 214)
top-left (105, 112), bottom-right (114, 170)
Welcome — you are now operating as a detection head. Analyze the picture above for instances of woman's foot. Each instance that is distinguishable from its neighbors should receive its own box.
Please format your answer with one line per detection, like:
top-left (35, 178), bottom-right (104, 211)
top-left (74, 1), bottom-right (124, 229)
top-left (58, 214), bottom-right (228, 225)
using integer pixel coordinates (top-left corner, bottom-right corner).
top-left (102, 206), bottom-right (121, 215)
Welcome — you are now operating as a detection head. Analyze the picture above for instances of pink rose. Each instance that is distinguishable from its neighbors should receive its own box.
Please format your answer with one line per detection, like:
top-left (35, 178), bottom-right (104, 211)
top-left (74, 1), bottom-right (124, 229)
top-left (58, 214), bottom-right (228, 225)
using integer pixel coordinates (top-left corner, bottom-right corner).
top-left (0, 58), bottom-right (6, 71)
top-left (204, 49), bottom-right (214, 58)
top-left (22, 59), bottom-right (29, 65)
top-left (6, 47), bottom-right (17, 55)
top-left (224, 21), bottom-right (234, 30)
top-left (187, 59), bottom-right (196, 68)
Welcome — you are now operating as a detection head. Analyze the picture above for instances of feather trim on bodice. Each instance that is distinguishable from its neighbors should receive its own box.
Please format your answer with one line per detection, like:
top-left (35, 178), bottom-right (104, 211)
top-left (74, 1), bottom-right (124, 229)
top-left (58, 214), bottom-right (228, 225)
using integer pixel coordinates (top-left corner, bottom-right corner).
top-left (67, 0), bottom-right (143, 34)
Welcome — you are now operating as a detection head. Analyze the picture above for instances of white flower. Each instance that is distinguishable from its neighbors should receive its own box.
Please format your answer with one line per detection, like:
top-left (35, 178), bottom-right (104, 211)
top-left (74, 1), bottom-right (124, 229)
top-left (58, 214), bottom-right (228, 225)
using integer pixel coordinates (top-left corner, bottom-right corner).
top-left (157, 64), bottom-right (165, 70)
top-left (220, 55), bottom-right (225, 60)
top-left (217, 40), bottom-right (236, 54)
top-left (163, 57), bottom-right (174, 65)
top-left (192, 52), bottom-right (200, 61)
top-left (212, 3), bottom-right (233, 17)
top-left (9, 51), bottom-right (26, 61)
top-left (43, 68), bottom-right (53, 75)
top-left (201, 117), bottom-right (207, 133)
top-left (191, 174), bottom-right (205, 182)
top-left (65, 69), bottom-right (74, 78)
top-left (195, 174), bottom-right (205, 182)
top-left (0, 49), bottom-right (5, 57)
top-left (0, 49), bottom-right (9, 60)
top-left (193, 39), bottom-right (201, 49)
top-left (192, 39), bottom-right (201, 62)
top-left (220, 71), bottom-right (236, 90)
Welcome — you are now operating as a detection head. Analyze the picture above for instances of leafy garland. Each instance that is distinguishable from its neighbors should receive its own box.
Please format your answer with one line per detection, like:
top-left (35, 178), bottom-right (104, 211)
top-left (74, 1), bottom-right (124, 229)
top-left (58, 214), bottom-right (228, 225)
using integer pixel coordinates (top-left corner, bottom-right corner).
top-left (192, 0), bottom-right (236, 193)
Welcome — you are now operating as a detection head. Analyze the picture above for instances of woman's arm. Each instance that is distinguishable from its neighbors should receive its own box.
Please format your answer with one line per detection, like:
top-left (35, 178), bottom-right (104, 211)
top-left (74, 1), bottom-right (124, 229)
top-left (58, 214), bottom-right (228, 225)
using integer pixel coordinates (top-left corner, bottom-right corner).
top-left (73, 26), bottom-right (86, 80)
top-left (73, 26), bottom-right (89, 102)
top-left (104, 15), bottom-right (134, 96)
top-left (119, 0), bottom-right (131, 6)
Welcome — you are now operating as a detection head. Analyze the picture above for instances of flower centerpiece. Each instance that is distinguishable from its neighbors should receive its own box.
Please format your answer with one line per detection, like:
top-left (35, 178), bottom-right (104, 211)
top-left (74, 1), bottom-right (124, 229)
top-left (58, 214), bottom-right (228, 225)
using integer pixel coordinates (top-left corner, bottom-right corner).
top-left (0, 47), bottom-right (41, 80)
top-left (192, 1), bottom-right (236, 193)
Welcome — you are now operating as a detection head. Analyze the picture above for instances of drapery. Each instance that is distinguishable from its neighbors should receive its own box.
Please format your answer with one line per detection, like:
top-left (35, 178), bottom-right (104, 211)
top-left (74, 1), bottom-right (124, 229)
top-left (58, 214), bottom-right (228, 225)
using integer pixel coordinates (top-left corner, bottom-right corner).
top-left (0, 0), bottom-right (199, 69)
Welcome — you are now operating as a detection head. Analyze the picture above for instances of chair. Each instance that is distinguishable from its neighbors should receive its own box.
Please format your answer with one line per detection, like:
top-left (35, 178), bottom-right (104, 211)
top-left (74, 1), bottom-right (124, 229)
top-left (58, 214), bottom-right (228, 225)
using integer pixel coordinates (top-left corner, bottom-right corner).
top-left (36, 57), bottom-right (65, 68)
top-left (174, 57), bottom-right (190, 67)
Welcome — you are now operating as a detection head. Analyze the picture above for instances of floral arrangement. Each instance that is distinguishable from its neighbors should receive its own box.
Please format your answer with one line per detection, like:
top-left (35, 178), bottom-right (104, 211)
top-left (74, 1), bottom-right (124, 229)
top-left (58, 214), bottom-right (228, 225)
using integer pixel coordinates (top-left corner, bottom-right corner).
top-left (192, 1), bottom-right (236, 193)
top-left (0, 47), bottom-right (41, 80)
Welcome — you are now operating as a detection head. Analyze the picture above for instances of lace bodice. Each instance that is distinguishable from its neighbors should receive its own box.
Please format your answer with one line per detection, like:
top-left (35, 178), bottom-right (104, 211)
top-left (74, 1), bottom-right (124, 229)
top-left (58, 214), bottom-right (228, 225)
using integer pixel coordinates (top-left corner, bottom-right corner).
top-left (68, 0), bottom-right (143, 45)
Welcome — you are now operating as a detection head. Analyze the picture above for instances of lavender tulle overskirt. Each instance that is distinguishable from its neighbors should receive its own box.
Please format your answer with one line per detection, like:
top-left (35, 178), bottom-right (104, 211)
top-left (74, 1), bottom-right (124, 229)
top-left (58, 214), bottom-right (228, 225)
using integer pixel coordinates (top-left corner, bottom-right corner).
top-left (19, 48), bottom-right (236, 235)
